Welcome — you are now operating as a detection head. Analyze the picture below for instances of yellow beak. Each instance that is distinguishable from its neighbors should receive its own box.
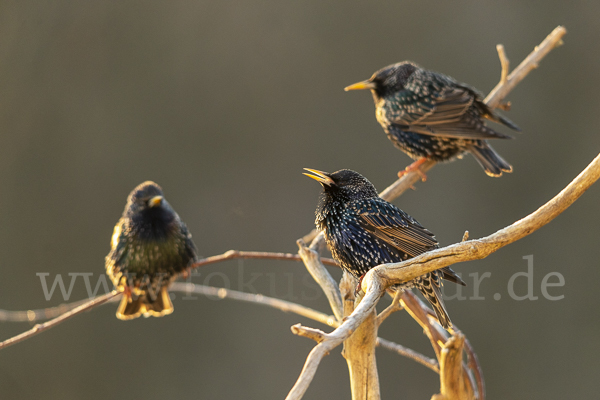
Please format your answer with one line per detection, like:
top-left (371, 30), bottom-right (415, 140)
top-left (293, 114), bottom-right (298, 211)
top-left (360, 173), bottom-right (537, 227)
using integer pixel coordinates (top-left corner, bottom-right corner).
top-left (148, 196), bottom-right (163, 208)
top-left (344, 80), bottom-right (376, 91)
top-left (303, 168), bottom-right (334, 186)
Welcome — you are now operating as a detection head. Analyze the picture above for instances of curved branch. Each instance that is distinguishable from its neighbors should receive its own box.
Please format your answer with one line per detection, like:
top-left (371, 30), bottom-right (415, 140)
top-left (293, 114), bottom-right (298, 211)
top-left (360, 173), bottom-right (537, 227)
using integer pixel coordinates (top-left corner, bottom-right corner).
top-left (366, 150), bottom-right (600, 291)
top-left (297, 238), bottom-right (343, 320)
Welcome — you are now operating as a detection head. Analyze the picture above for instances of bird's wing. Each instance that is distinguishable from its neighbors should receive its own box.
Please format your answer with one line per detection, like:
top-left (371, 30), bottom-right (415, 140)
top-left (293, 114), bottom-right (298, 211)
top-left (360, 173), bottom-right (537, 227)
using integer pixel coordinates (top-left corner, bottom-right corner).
top-left (411, 86), bottom-right (475, 125)
top-left (404, 113), bottom-right (513, 139)
top-left (386, 72), bottom-right (512, 140)
top-left (179, 221), bottom-right (199, 264)
top-left (354, 200), bottom-right (438, 257)
top-left (105, 219), bottom-right (130, 285)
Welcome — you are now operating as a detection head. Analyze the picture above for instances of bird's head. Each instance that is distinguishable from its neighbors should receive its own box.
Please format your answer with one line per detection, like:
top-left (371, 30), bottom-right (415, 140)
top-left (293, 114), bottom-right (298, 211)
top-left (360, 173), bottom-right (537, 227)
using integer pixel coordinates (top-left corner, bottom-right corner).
top-left (345, 61), bottom-right (419, 100)
top-left (303, 169), bottom-right (379, 202)
top-left (124, 181), bottom-right (174, 217)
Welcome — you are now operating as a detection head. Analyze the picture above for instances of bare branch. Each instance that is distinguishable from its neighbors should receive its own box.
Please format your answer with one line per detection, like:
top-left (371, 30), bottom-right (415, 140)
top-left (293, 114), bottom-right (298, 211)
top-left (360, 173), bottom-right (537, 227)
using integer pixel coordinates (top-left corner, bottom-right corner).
top-left (189, 249), bottom-right (337, 270)
top-left (376, 290), bottom-right (403, 326)
top-left (463, 336), bottom-right (486, 400)
top-left (291, 324), bottom-right (327, 343)
top-left (496, 44), bottom-right (509, 85)
top-left (0, 291), bottom-right (119, 350)
top-left (0, 298), bottom-right (112, 322)
top-left (171, 282), bottom-right (338, 328)
top-left (297, 238), bottom-right (344, 320)
top-left (485, 26), bottom-right (566, 108)
top-left (377, 338), bottom-right (439, 373)
top-left (378, 159), bottom-right (438, 201)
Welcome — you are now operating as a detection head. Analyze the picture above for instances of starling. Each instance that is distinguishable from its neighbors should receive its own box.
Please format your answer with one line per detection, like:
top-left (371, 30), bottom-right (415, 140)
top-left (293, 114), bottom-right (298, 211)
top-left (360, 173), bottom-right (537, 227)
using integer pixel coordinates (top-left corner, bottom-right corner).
top-left (304, 168), bottom-right (465, 329)
top-left (345, 61), bottom-right (520, 178)
top-left (106, 181), bottom-right (198, 320)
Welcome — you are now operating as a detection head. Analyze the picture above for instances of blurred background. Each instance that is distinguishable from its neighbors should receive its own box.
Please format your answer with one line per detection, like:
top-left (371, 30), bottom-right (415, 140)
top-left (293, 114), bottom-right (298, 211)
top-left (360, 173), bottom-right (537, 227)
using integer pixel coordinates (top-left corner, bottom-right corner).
top-left (0, 1), bottom-right (598, 399)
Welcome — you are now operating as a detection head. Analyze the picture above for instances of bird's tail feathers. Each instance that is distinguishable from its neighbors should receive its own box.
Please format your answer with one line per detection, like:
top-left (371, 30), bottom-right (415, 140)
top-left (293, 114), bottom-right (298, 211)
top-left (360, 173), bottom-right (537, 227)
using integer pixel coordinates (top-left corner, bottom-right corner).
top-left (493, 113), bottom-right (521, 131)
top-left (439, 267), bottom-right (467, 286)
top-left (418, 275), bottom-right (452, 329)
top-left (468, 143), bottom-right (512, 177)
top-left (480, 102), bottom-right (521, 131)
top-left (116, 287), bottom-right (174, 320)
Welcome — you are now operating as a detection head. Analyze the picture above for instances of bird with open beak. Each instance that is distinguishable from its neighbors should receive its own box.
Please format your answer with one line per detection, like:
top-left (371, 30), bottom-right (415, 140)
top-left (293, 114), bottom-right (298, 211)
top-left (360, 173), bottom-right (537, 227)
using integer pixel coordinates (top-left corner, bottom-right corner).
top-left (304, 168), bottom-right (465, 329)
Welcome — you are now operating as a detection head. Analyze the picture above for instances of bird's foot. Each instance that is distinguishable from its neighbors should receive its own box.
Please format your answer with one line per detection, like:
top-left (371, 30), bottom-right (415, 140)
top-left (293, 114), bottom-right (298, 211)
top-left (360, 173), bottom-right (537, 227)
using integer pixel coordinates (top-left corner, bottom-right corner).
top-left (398, 158), bottom-right (428, 182)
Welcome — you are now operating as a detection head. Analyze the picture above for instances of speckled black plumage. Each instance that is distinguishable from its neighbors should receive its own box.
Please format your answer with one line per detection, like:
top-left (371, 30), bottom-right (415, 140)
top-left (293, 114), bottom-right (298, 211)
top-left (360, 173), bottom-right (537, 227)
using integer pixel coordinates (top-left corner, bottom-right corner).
top-left (345, 61), bottom-right (520, 177)
top-left (106, 181), bottom-right (198, 320)
top-left (305, 169), bottom-right (465, 328)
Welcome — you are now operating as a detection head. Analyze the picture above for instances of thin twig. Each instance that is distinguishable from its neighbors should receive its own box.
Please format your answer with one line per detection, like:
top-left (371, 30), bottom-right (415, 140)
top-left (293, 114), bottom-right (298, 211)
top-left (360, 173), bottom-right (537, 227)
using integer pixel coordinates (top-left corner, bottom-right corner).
top-left (0, 298), bottom-right (112, 322)
top-left (376, 290), bottom-right (402, 326)
top-left (463, 336), bottom-right (485, 400)
top-left (189, 249), bottom-right (338, 270)
top-left (297, 238), bottom-right (344, 320)
top-left (462, 231), bottom-right (469, 242)
top-left (485, 26), bottom-right (566, 108)
top-left (171, 282), bottom-right (338, 328)
top-left (291, 324), bottom-right (327, 343)
top-left (0, 291), bottom-right (119, 350)
top-left (496, 44), bottom-right (509, 85)
top-left (378, 159), bottom-right (438, 201)
top-left (376, 337), bottom-right (439, 373)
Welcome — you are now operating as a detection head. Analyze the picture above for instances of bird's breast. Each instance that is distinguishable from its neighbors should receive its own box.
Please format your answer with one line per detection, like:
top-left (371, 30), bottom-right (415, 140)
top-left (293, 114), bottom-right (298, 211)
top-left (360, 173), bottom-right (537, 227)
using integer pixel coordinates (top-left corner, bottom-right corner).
top-left (375, 105), bottom-right (390, 127)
